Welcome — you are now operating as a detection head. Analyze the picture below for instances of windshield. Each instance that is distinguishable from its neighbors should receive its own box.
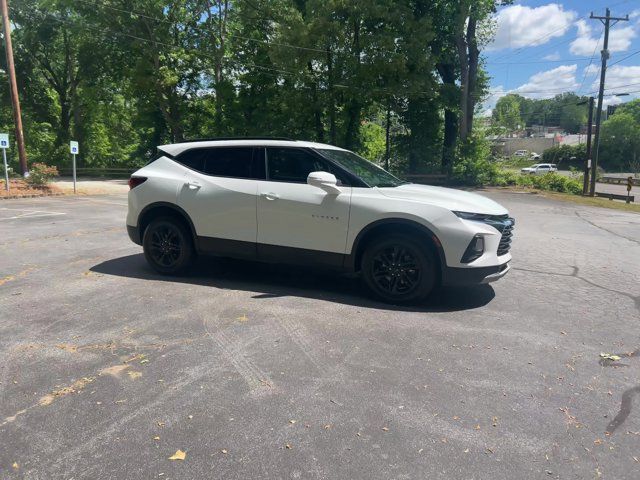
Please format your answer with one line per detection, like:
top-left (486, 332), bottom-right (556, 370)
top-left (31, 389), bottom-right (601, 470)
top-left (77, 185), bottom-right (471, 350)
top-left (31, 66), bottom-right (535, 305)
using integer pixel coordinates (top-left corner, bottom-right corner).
top-left (315, 149), bottom-right (406, 188)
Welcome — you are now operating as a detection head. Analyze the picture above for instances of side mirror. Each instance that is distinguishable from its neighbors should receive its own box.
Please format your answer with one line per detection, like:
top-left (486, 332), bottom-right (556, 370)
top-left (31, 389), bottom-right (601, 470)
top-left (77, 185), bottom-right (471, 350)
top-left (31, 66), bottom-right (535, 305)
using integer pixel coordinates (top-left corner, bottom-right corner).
top-left (307, 171), bottom-right (341, 194)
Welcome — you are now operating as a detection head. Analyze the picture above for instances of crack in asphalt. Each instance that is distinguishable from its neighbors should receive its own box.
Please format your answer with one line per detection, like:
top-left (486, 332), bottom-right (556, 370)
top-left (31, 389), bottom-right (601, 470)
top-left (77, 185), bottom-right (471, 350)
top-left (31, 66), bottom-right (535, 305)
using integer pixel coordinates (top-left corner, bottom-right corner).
top-left (574, 211), bottom-right (640, 246)
top-left (512, 266), bottom-right (640, 313)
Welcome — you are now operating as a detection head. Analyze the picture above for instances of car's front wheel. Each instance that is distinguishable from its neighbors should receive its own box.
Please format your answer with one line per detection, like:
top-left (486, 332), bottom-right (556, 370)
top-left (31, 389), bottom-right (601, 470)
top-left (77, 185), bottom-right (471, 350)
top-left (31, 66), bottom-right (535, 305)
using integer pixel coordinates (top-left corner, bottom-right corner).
top-left (142, 217), bottom-right (194, 274)
top-left (361, 234), bottom-right (437, 305)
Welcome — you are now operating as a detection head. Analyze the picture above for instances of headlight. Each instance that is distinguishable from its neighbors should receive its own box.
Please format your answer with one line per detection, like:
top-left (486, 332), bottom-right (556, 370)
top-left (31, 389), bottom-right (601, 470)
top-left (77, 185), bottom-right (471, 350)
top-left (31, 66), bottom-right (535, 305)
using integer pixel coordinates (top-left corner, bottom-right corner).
top-left (453, 211), bottom-right (491, 221)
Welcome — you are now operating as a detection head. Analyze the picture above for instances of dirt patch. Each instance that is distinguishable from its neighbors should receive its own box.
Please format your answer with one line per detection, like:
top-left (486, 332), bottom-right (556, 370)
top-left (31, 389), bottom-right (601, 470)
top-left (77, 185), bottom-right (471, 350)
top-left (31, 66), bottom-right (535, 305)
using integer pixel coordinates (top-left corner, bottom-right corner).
top-left (38, 376), bottom-right (96, 406)
top-left (0, 179), bottom-right (63, 198)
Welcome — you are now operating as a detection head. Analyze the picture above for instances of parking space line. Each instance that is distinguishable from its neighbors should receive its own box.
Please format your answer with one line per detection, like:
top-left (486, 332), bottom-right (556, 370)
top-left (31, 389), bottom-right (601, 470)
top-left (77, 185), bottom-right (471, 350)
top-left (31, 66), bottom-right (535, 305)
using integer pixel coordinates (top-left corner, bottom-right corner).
top-left (0, 208), bottom-right (67, 221)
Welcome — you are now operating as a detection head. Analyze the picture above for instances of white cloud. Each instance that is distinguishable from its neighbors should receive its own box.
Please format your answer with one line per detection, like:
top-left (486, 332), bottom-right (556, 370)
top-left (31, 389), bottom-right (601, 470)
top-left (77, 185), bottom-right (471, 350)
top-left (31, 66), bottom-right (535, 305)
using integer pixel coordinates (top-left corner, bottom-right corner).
top-left (489, 4), bottom-right (576, 51)
top-left (481, 85), bottom-right (508, 114)
top-left (602, 95), bottom-right (626, 108)
top-left (513, 64), bottom-right (579, 98)
top-left (543, 52), bottom-right (561, 61)
top-left (569, 19), bottom-right (637, 56)
top-left (591, 65), bottom-right (640, 93)
top-left (583, 64), bottom-right (600, 76)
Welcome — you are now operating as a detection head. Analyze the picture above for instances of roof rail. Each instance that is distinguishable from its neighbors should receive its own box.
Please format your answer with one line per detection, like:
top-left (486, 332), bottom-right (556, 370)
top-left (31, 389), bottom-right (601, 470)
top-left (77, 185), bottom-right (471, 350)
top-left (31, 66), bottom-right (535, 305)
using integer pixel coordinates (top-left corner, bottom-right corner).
top-left (175, 136), bottom-right (296, 143)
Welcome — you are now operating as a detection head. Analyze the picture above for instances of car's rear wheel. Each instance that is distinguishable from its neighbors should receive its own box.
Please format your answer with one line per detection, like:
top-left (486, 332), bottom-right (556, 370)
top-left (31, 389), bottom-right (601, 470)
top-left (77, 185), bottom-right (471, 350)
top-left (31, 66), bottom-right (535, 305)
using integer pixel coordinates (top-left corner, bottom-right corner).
top-left (142, 217), bottom-right (194, 274)
top-left (361, 234), bottom-right (437, 305)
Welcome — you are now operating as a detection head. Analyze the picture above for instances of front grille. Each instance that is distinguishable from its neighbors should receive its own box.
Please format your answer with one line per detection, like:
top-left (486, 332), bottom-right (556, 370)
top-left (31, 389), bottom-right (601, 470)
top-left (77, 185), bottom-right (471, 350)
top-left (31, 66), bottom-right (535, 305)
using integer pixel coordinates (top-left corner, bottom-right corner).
top-left (483, 217), bottom-right (515, 256)
top-left (497, 220), bottom-right (514, 256)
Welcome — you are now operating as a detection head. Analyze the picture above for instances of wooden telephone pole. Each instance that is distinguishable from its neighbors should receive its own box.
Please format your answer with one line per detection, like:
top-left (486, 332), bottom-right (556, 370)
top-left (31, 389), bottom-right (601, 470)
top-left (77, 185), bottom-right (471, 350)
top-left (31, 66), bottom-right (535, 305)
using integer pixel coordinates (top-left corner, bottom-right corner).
top-left (1, 0), bottom-right (28, 176)
top-left (589, 8), bottom-right (628, 196)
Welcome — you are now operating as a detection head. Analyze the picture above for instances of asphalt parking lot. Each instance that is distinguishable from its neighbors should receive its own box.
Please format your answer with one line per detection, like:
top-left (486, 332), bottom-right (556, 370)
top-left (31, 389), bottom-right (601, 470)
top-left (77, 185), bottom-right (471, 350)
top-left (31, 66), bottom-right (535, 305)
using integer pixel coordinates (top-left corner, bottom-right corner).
top-left (1, 191), bottom-right (639, 479)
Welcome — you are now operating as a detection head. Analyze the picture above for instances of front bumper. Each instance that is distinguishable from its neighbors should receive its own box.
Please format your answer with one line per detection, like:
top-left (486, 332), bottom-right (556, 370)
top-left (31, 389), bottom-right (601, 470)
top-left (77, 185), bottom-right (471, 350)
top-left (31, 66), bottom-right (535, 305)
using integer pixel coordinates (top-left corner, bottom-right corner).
top-left (442, 262), bottom-right (510, 286)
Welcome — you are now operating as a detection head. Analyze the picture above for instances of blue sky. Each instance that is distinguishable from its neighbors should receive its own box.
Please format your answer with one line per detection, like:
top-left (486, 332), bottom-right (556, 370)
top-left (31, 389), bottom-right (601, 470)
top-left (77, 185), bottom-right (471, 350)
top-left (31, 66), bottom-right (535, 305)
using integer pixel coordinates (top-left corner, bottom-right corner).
top-left (482, 0), bottom-right (640, 114)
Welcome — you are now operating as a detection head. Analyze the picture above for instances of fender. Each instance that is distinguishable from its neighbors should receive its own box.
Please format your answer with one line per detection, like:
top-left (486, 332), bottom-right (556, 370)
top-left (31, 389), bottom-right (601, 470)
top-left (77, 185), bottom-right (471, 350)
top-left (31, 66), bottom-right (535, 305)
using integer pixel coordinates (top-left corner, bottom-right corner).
top-left (345, 218), bottom-right (447, 273)
top-left (135, 202), bottom-right (198, 247)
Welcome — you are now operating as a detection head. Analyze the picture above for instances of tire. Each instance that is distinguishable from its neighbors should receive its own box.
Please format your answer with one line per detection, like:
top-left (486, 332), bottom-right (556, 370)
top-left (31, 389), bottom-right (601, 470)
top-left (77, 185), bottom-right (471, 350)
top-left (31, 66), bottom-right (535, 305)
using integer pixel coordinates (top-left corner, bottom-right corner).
top-left (142, 217), bottom-right (194, 274)
top-left (361, 234), bottom-right (437, 305)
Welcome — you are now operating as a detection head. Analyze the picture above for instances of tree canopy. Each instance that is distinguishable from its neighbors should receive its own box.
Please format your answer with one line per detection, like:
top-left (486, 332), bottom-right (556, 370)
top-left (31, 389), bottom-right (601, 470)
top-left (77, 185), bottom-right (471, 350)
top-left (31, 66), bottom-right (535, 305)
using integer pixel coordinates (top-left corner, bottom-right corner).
top-left (492, 93), bottom-right (589, 135)
top-left (1, 0), bottom-right (511, 175)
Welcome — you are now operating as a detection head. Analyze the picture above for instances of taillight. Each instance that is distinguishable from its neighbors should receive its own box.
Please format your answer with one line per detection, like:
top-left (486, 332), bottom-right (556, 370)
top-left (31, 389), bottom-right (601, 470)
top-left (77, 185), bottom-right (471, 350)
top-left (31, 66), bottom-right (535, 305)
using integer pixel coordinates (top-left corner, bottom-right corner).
top-left (128, 177), bottom-right (147, 190)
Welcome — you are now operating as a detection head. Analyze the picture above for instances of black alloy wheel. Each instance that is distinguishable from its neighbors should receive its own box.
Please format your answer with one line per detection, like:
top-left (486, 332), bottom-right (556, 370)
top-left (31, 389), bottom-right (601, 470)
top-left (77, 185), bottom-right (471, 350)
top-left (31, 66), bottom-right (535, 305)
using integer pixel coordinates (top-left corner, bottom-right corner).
top-left (362, 234), bottom-right (437, 304)
top-left (143, 217), bottom-right (194, 274)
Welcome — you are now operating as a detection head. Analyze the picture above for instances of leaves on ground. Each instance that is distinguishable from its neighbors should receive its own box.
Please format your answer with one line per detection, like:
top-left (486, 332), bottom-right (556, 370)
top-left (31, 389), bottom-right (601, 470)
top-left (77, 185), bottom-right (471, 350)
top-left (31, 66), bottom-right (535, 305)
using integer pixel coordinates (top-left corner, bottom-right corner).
top-left (168, 449), bottom-right (186, 461)
top-left (127, 371), bottom-right (142, 380)
top-left (600, 353), bottom-right (622, 361)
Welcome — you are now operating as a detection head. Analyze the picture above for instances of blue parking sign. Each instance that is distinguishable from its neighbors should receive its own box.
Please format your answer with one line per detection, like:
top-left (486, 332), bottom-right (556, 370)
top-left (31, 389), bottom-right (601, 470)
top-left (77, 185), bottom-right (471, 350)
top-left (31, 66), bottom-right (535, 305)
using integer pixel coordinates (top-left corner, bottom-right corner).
top-left (0, 133), bottom-right (8, 149)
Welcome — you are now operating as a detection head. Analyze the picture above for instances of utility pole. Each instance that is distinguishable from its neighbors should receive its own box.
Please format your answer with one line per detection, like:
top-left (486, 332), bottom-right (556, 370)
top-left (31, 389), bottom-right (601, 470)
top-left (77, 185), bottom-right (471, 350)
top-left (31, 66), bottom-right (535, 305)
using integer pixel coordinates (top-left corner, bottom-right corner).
top-left (0, 0), bottom-right (27, 176)
top-left (582, 97), bottom-right (594, 195)
top-left (589, 8), bottom-right (629, 196)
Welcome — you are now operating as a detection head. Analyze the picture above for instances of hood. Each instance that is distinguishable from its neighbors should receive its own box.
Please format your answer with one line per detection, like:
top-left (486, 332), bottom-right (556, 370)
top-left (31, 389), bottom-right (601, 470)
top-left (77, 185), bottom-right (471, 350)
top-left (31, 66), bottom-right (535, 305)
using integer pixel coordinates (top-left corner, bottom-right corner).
top-left (377, 184), bottom-right (508, 215)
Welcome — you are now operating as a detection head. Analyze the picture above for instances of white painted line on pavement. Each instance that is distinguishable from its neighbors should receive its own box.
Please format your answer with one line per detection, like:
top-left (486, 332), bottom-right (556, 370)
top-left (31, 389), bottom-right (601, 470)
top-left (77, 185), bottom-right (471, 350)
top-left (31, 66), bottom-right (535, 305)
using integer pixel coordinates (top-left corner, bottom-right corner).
top-left (0, 208), bottom-right (67, 220)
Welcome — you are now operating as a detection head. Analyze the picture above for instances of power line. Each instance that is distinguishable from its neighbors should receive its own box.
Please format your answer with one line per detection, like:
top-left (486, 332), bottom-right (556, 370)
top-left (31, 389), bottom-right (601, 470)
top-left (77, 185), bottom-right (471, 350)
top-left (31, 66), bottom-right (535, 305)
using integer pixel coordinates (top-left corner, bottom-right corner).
top-left (607, 48), bottom-right (640, 67)
top-left (489, 0), bottom-right (632, 64)
top-left (576, 25), bottom-right (603, 94)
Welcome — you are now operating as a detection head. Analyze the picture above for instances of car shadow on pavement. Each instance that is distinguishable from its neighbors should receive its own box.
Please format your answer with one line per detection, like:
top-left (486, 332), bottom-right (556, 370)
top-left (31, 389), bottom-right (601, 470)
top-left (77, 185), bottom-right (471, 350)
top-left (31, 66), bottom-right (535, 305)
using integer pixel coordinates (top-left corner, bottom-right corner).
top-left (91, 253), bottom-right (495, 313)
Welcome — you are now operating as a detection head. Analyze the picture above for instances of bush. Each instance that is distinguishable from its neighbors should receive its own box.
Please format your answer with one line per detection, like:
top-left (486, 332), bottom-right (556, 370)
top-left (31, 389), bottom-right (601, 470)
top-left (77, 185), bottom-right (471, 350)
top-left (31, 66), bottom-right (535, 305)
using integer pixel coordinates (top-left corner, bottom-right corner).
top-left (452, 134), bottom-right (503, 186)
top-left (515, 172), bottom-right (582, 194)
top-left (24, 163), bottom-right (59, 187)
top-left (542, 144), bottom-right (586, 170)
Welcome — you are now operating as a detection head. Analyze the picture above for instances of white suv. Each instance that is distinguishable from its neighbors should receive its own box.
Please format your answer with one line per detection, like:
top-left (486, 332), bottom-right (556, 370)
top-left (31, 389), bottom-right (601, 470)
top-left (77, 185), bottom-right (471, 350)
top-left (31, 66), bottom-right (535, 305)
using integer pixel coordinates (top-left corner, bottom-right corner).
top-left (127, 139), bottom-right (514, 304)
top-left (520, 163), bottom-right (557, 175)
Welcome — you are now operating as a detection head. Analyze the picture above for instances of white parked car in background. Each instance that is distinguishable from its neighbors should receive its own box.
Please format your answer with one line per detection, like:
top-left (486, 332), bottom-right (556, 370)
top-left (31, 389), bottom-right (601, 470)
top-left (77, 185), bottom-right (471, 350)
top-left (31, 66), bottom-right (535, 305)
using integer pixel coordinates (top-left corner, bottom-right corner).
top-left (530, 152), bottom-right (541, 160)
top-left (521, 163), bottom-right (557, 175)
top-left (514, 150), bottom-right (528, 157)
top-left (126, 139), bottom-right (514, 304)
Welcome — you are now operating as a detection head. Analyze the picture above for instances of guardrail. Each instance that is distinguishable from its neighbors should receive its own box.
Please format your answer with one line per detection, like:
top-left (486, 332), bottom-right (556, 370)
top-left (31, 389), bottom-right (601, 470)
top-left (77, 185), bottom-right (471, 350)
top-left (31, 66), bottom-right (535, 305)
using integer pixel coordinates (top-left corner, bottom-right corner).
top-left (599, 176), bottom-right (639, 186)
top-left (58, 167), bottom-right (135, 178)
top-left (58, 169), bottom-right (452, 185)
top-left (595, 192), bottom-right (635, 203)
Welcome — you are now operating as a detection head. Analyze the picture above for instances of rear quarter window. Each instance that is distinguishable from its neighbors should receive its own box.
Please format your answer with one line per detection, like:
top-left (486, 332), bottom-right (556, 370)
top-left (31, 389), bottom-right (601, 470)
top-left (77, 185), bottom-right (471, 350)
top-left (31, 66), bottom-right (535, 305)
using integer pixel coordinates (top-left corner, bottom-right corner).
top-left (175, 147), bottom-right (265, 180)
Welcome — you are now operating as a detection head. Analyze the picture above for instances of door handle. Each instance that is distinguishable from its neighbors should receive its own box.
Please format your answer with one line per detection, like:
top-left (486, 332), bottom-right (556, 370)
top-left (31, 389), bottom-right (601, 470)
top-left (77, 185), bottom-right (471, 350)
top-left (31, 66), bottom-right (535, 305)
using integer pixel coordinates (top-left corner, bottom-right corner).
top-left (186, 181), bottom-right (201, 190)
top-left (261, 192), bottom-right (279, 200)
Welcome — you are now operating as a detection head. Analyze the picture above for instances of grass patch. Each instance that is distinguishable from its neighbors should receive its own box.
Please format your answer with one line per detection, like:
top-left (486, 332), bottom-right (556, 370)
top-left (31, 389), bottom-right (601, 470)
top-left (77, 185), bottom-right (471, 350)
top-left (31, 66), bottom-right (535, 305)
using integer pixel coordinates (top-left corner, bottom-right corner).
top-left (494, 187), bottom-right (640, 213)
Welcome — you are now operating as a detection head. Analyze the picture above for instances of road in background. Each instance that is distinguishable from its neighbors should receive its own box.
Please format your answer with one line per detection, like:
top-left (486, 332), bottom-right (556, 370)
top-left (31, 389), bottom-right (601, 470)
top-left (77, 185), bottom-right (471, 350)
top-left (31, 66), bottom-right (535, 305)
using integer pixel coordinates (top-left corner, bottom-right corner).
top-left (0, 191), bottom-right (639, 479)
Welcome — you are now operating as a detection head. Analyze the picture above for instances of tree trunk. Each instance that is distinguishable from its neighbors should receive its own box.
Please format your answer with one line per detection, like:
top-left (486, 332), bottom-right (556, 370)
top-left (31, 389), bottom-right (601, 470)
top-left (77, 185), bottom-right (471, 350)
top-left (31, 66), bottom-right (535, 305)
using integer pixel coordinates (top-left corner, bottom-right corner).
top-left (465, 16), bottom-right (479, 137)
top-left (344, 17), bottom-right (362, 150)
top-left (456, 33), bottom-right (469, 141)
top-left (436, 63), bottom-right (458, 174)
top-left (385, 99), bottom-right (391, 170)
top-left (326, 46), bottom-right (337, 145)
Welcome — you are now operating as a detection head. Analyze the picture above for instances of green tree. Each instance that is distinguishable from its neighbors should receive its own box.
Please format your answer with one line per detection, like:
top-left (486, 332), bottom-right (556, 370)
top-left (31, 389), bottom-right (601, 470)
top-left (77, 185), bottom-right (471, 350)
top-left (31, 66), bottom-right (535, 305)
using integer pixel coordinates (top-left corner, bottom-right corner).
top-left (493, 94), bottom-right (521, 132)
top-left (600, 109), bottom-right (640, 172)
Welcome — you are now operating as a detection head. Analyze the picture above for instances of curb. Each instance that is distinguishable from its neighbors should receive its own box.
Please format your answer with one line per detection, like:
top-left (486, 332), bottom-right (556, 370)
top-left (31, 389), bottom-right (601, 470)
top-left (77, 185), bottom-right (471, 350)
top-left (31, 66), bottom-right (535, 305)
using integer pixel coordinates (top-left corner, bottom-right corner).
top-left (0, 192), bottom-right (66, 200)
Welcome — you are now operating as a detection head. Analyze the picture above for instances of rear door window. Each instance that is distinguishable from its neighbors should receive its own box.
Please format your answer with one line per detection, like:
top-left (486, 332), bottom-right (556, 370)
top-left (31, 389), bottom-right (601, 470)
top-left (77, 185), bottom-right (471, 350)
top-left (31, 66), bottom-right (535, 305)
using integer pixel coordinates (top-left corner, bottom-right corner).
top-left (203, 147), bottom-right (257, 179)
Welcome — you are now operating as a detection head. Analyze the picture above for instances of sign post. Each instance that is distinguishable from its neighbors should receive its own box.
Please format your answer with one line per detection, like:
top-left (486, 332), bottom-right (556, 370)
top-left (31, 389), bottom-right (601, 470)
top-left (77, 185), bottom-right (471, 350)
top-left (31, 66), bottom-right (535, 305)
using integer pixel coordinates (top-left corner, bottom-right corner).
top-left (0, 133), bottom-right (9, 191)
top-left (70, 141), bottom-right (79, 194)
top-left (627, 176), bottom-right (633, 204)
